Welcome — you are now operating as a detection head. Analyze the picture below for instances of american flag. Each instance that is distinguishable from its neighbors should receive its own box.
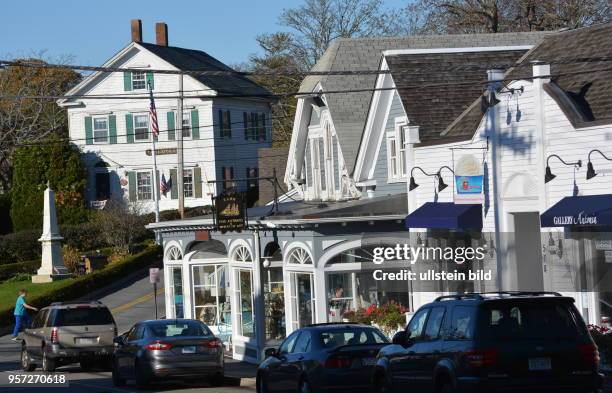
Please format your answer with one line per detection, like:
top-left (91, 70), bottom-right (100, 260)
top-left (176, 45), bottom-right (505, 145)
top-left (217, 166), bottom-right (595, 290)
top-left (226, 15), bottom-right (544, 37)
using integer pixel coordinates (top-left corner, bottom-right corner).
top-left (160, 173), bottom-right (170, 197)
top-left (148, 82), bottom-right (159, 138)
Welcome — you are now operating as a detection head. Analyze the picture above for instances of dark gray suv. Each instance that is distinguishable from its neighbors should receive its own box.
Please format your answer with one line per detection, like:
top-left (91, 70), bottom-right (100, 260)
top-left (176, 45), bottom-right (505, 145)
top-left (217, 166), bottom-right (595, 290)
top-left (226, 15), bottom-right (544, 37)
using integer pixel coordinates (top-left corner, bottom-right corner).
top-left (373, 292), bottom-right (604, 393)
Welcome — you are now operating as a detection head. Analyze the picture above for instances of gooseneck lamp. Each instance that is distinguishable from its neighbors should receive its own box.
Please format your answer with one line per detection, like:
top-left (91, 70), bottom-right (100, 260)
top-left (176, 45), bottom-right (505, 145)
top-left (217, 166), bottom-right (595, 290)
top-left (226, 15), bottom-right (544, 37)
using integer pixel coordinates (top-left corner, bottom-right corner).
top-left (586, 149), bottom-right (612, 180)
top-left (544, 154), bottom-right (581, 184)
top-left (408, 166), bottom-right (437, 191)
top-left (436, 166), bottom-right (455, 192)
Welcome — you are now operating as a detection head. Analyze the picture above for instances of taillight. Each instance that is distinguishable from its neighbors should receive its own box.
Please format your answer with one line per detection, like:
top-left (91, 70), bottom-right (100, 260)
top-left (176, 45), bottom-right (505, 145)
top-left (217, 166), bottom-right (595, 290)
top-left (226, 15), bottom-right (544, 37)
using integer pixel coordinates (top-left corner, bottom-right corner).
top-left (204, 338), bottom-right (222, 348)
top-left (324, 356), bottom-right (352, 368)
top-left (578, 343), bottom-right (600, 366)
top-left (464, 348), bottom-right (498, 368)
top-left (145, 340), bottom-right (172, 351)
top-left (50, 327), bottom-right (59, 344)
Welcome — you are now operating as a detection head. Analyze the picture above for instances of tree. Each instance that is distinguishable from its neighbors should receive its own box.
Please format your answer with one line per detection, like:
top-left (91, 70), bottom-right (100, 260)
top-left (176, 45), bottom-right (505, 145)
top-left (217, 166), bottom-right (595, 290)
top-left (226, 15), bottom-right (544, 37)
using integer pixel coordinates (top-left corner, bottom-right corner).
top-left (407, 0), bottom-right (611, 34)
top-left (10, 137), bottom-right (87, 231)
top-left (0, 58), bottom-right (81, 192)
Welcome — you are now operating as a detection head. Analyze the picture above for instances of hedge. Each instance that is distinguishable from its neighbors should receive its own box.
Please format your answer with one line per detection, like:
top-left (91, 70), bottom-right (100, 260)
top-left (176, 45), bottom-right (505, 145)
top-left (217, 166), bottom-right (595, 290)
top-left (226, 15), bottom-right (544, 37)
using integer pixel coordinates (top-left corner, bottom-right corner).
top-left (0, 260), bottom-right (40, 282)
top-left (0, 244), bottom-right (162, 328)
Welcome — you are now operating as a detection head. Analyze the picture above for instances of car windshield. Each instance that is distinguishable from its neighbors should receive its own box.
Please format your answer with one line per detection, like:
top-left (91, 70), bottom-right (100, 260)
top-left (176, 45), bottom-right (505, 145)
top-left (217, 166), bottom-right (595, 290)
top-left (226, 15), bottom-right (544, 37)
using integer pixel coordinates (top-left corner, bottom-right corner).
top-left (148, 321), bottom-right (212, 338)
top-left (316, 327), bottom-right (389, 349)
top-left (480, 301), bottom-right (584, 340)
top-left (53, 307), bottom-right (114, 326)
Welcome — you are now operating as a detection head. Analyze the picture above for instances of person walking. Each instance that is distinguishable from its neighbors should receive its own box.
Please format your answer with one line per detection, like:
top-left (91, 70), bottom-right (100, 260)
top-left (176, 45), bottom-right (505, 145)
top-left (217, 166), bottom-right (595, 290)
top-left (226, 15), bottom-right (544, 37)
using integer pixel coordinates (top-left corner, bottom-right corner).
top-left (12, 289), bottom-right (38, 341)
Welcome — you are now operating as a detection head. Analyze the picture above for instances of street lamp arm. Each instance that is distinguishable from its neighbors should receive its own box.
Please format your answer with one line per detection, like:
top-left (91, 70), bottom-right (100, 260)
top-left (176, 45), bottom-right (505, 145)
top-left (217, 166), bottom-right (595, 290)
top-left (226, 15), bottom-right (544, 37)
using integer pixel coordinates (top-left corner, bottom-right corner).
top-left (587, 149), bottom-right (612, 163)
top-left (546, 154), bottom-right (581, 168)
top-left (410, 166), bottom-right (437, 178)
top-left (437, 166), bottom-right (454, 176)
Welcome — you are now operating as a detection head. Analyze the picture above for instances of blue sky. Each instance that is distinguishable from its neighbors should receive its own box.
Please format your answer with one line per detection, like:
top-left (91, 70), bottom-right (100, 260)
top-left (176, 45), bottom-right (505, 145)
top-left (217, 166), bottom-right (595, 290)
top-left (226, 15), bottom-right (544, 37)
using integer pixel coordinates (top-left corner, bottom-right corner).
top-left (0, 0), bottom-right (405, 67)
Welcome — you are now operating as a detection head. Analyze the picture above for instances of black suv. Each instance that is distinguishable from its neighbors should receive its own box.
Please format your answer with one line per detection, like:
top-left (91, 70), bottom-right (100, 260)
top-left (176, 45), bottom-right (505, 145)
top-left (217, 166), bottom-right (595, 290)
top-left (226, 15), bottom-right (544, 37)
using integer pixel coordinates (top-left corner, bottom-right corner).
top-left (373, 292), bottom-right (604, 393)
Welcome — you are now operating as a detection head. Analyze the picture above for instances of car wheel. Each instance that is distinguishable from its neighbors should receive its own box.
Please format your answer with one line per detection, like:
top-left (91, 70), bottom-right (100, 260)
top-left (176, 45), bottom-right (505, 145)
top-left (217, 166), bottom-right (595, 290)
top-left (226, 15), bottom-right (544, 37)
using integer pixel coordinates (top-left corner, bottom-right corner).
top-left (80, 359), bottom-right (96, 371)
top-left (134, 363), bottom-right (149, 390)
top-left (256, 373), bottom-right (268, 393)
top-left (298, 378), bottom-right (312, 393)
top-left (42, 350), bottom-right (56, 372)
top-left (210, 371), bottom-right (224, 387)
top-left (21, 345), bottom-right (36, 372)
top-left (111, 360), bottom-right (126, 387)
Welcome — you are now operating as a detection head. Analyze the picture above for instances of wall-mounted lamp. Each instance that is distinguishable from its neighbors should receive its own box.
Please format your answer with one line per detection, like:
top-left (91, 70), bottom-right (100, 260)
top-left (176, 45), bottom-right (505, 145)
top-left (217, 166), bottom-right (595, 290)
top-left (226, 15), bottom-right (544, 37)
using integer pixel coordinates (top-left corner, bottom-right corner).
top-left (436, 166), bottom-right (454, 192)
top-left (544, 154), bottom-right (581, 184)
top-left (409, 166), bottom-right (437, 191)
top-left (586, 149), bottom-right (612, 180)
top-left (262, 256), bottom-right (272, 268)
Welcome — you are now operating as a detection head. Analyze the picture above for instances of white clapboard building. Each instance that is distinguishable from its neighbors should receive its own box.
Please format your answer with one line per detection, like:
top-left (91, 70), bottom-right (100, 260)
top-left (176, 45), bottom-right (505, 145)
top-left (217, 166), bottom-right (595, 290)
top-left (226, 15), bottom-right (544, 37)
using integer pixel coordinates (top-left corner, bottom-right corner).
top-left (58, 20), bottom-right (273, 212)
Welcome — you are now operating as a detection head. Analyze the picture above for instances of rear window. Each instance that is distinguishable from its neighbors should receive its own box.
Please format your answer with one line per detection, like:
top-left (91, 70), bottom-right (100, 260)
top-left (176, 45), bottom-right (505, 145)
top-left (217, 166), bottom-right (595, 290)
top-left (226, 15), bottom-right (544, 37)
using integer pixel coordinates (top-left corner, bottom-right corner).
top-left (316, 327), bottom-right (389, 349)
top-left (52, 307), bottom-right (115, 326)
top-left (480, 301), bottom-right (584, 340)
top-left (148, 321), bottom-right (212, 338)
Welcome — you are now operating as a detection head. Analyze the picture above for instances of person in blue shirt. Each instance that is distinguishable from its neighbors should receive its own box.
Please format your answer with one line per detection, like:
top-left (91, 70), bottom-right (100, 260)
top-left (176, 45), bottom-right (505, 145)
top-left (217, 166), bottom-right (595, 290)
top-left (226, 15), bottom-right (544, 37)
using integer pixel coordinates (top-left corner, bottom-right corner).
top-left (12, 289), bottom-right (38, 341)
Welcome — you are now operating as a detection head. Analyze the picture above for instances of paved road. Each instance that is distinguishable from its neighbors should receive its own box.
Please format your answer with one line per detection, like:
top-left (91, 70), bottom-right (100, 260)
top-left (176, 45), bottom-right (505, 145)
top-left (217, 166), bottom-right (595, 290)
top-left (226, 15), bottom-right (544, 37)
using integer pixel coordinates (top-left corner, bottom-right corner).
top-left (0, 267), bottom-right (256, 392)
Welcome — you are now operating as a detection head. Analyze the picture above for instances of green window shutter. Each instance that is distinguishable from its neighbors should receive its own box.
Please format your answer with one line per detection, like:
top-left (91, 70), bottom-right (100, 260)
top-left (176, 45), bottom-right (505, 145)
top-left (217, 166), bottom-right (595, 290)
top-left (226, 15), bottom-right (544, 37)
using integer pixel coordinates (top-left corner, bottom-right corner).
top-left (128, 171), bottom-right (136, 201)
top-left (167, 111), bottom-right (175, 141)
top-left (123, 72), bottom-right (132, 91)
top-left (242, 113), bottom-right (246, 140)
top-left (84, 116), bottom-right (93, 145)
top-left (146, 72), bottom-right (154, 90)
top-left (170, 169), bottom-right (178, 199)
top-left (194, 167), bottom-right (202, 198)
top-left (191, 109), bottom-right (200, 139)
top-left (108, 115), bottom-right (117, 144)
top-left (125, 114), bottom-right (134, 143)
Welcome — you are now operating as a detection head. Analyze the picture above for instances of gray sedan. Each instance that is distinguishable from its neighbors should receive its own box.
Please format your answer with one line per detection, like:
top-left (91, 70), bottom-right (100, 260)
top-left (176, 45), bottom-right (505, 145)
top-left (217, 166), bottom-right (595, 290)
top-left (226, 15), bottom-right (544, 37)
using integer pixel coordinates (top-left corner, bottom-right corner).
top-left (112, 319), bottom-right (224, 389)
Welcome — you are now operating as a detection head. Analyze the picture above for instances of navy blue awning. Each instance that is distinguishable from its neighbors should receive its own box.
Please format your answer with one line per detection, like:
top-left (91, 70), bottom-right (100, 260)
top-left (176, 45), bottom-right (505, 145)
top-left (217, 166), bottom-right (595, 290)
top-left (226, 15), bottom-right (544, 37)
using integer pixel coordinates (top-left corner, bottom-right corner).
top-left (541, 195), bottom-right (612, 227)
top-left (405, 202), bottom-right (482, 230)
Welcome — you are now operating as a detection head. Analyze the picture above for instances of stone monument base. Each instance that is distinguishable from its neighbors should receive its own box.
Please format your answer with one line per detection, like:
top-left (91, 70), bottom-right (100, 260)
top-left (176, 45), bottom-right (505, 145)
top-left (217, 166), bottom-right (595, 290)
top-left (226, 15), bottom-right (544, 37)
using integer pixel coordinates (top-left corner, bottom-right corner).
top-left (31, 274), bottom-right (71, 284)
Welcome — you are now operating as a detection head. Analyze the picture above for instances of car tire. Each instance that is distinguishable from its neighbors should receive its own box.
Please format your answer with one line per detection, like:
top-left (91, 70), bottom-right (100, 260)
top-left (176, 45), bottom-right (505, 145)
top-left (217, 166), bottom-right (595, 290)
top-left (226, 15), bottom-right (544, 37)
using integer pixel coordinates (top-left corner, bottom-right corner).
top-left (298, 378), bottom-right (312, 393)
top-left (373, 372), bottom-right (391, 393)
top-left (42, 350), bottom-right (56, 372)
top-left (80, 359), bottom-right (96, 371)
top-left (256, 373), bottom-right (269, 393)
top-left (210, 371), bottom-right (224, 387)
top-left (111, 360), bottom-right (126, 387)
top-left (134, 363), bottom-right (149, 390)
top-left (21, 345), bottom-right (36, 372)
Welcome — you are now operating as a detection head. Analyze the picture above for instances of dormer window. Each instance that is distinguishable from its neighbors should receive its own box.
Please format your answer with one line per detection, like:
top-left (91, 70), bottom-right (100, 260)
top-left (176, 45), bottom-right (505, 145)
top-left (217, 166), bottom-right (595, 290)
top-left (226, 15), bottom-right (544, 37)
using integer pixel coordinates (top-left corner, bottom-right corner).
top-left (132, 71), bottom-right (147, 90)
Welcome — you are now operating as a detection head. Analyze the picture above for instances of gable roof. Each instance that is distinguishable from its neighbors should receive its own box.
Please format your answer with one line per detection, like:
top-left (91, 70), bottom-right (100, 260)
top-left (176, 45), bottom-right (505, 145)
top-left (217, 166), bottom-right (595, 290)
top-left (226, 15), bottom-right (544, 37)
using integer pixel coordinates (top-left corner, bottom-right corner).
top-left (138, 42), bottom-right (270, 97)
top-left (386, 48), bottom-right (530, 146)
top-left (444, 23), bottom-right (612, 139)
top-left (301, 32), bottom-right (549, 174)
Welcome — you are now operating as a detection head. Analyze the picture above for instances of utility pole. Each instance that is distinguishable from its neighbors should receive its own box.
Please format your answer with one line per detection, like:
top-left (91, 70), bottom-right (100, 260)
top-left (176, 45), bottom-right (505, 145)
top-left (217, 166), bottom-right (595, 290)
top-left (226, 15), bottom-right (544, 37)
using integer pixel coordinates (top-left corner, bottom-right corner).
top-left (177, 73), bottom-right (185, 218)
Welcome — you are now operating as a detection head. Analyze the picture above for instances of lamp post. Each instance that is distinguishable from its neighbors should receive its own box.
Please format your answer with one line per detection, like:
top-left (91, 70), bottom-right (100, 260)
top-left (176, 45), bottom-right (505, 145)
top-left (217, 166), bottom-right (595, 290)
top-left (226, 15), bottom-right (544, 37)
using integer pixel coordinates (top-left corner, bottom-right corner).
top-left (544, 154), bottom-right (582, 183)
top-left (586, 149), bottom-right (612, 180)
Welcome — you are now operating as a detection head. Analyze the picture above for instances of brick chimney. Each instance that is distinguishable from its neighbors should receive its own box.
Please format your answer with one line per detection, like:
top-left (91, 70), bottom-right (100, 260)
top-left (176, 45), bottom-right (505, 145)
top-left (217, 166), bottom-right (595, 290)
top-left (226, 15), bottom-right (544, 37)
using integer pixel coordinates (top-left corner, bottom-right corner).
top-left (155, 22), bottom-right (168, 46)
top-left (131, 19), bottom-right (142, 43)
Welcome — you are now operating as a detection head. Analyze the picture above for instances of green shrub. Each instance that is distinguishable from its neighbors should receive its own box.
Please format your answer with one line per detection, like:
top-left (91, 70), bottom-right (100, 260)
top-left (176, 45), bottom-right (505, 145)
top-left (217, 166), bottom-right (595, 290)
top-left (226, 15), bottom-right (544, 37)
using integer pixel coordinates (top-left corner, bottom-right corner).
top-left (0, 260), bottom-right (39, 281)
top-left (61, 222), bottom-right (105, 251)
top-left (0, 230), bottom-right (41, 264)
top-left (0, 244), bottom-right (161, 327)
top-left (10, 138), bottom-right (87, 231)
top-left (0, 193), bottom-right (11, 234)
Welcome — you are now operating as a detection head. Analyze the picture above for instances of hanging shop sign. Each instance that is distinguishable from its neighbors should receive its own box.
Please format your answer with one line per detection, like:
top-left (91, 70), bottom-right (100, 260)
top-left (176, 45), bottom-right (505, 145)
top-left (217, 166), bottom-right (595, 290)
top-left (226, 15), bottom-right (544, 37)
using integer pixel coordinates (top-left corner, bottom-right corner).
top-left (215, 192), bottom-right (246, 233)
top-left (146, 148), bottom-right (177, 156)
top-left (454, 154), bottom-right (484, 204)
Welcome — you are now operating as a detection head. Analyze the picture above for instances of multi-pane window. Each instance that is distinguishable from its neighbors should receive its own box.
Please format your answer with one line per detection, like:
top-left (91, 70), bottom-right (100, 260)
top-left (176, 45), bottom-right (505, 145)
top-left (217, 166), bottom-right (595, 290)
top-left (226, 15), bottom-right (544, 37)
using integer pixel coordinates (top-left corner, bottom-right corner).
top-left (399, 126), bottom-right (407, 176)
top-left (219, 110), bottom-right (231, 138)
top-left (258, 113), bottom-right (266, 140)
top-left (132, 71), bottom-right (146, 90)
top-left (182, 112), bottom-right (192, 139)
top-left (92, 116), bottom-right (108, 143)
top-left (134, 114), bottom-right (149, 141)
top-left (192, 265), bottom-right (230, 328)
top-left (221, 166), bottom-right (234, 191)
top-left (136, 171), bottom-right (152, 200)
top-left (243, 112), bottom-right (266, 140)
top-left (183, 169), bottom-right (194, 198)
top-left (387, 135), bottom-right (398, 179)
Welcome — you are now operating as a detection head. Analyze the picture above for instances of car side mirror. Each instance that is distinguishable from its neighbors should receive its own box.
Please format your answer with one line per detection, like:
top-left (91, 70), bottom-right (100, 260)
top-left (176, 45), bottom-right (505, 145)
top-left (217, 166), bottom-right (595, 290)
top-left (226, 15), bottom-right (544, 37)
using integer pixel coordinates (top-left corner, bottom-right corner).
top-left (392, 331), bottom-right (407, 346)
top-left (113, 335), bottom-right (126, 346)
top-left (264, 348), bottom-right (278, 358)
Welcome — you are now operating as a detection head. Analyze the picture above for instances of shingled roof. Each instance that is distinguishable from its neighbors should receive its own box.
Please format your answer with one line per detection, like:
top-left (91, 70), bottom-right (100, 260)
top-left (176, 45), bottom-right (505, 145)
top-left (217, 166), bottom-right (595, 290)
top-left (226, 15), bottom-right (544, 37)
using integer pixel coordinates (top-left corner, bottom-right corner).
top-left (139, 42), bottom-right (270, 97)
top-left (301, 32), bottom-right (548, 174)
top-left (444, 23), bottom-right (612, 139)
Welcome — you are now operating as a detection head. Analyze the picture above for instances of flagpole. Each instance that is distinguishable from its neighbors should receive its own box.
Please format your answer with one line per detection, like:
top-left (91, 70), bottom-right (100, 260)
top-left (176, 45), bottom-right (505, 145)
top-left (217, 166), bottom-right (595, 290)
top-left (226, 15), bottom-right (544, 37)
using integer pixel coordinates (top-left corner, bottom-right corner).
top-left (149, 83), bottom-right (161, 245)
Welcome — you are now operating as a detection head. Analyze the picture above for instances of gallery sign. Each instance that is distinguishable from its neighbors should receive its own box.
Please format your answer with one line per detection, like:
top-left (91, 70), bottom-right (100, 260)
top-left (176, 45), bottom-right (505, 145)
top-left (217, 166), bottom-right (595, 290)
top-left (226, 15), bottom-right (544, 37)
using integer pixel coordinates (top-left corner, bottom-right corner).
top-left (552, 211), bottom-right (598, 226)
top-left (454, 154), bottom-right (484, 204)
top-left (214, 192), bottom-right (246, 233)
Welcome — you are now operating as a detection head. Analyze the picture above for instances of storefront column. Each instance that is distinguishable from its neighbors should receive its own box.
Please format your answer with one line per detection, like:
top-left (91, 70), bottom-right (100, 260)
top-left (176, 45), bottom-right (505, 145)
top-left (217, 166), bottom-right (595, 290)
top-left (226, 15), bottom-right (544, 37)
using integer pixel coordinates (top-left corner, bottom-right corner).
top-left (182, 257), bottom-right (193, 319)
top-left (252, 230), bottom-right (266, 359)
top-left (313, 266), bottom-right (328, 323)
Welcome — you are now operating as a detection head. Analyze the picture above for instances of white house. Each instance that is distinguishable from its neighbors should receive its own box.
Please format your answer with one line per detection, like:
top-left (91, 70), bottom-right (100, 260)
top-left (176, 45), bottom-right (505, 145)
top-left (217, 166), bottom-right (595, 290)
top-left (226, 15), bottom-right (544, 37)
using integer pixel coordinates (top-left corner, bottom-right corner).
top-left (58, 20), bottom-right (273, 212)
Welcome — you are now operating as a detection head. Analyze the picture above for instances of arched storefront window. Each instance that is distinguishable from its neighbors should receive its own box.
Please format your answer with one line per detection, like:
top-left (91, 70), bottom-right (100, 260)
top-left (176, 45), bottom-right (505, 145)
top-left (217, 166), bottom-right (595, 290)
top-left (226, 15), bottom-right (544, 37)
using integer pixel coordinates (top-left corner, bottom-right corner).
top-left (231, 245), bottom-right (253, 263)
top-left (166, 245), bottom-right (183, 261)
top-left (263, 242), bottom-right (285, 344)
top-left (230, 244), bottom-right (254, 338)
top-left (165, 245), bottom-right (184, 319)
top-left (287, 247), bottom-right (313, 265)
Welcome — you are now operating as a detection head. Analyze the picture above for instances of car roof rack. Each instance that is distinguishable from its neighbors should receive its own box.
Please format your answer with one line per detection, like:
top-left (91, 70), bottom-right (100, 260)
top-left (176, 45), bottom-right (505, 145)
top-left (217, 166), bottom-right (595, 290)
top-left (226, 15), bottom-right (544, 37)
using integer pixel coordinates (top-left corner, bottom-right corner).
top-left (305, 322), bottom-right (364, 327)
top-left (434, 291), bottom-right (563, 302)
top-left (49, 300), bottom-right (104, 306)
top-left (434, 294), bottom-right (483, 302)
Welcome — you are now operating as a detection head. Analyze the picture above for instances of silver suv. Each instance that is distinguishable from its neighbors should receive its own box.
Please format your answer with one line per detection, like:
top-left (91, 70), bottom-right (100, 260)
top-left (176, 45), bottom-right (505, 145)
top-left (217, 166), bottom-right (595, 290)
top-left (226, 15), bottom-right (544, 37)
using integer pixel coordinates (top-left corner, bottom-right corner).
top-left (21, 301), bottom-right (117, 372)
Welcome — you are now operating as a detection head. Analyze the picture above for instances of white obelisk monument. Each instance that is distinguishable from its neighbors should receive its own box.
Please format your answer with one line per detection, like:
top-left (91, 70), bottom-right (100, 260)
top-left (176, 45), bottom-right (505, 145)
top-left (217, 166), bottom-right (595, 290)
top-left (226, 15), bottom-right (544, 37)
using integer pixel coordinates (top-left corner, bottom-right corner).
top-left (32, 182), bottom-right (70, 283)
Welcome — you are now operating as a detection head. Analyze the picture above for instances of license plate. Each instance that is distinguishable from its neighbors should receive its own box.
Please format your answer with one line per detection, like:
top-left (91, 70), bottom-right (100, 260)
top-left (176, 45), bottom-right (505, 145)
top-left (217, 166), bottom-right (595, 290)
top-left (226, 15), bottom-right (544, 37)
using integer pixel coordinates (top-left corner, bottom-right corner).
top-left (528, 357), bottom-right (551, 371)
top-left (76, 337), bottom-right (98, 345)
top-left (362, 357), bottom-right (376, 366)
top-left (182, 346), bottom-right (196, 354)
